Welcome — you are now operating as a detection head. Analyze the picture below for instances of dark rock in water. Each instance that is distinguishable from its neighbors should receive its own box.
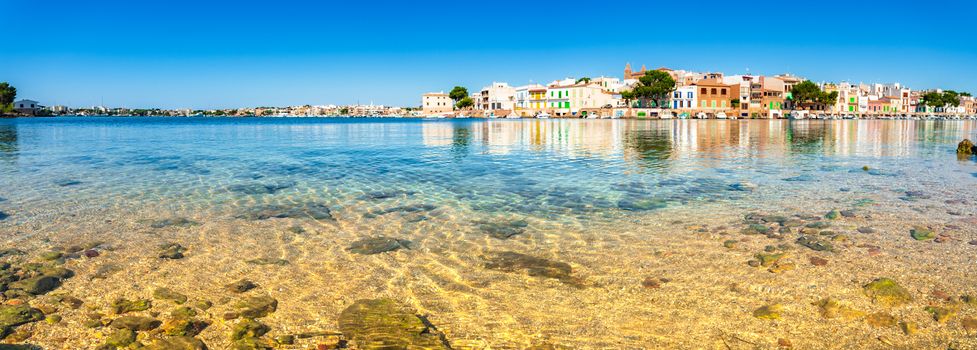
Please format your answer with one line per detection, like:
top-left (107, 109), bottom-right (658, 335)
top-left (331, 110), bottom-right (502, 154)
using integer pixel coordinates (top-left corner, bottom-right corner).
top-left (338, 298), bottom-right (451, 350)
top-left (840, 210), bottom-right (856, 218)
top-left (238, 203), bottom-right (334, 221)
top-left (741, 224), bottom-right (771, 235)
top-left (153, 288), bottom-right (188, 304)
top-left (53, 179), bottom-right (82, 187)
top-left (363, 204), bottom-right (436, 218)
top-left (347, 237), bottom-right (412, 255)
top-left (143, 335), bottom-right (207, 350)
top-left (230, 319), bottom-right (270, 342)
top-left (728, 182), bottom-right (757, 192)
top-left (161, 317), bottom-right (209, 337)
top-left (0, 304), bottom-right (44, 330)
top-left (901, 190), bottom-right (931, 201)
top-left (359, 190), bottom-right (416, 200)
top-left (857, 227), bottom-right (878, 234)
top-left (958, 139), bottom-right (976, 155)
top-left (863, 278), bottom-right (913, 307)
top-left (617, 198), bottom-right (667, 211)
top-left (0, 211), bottom-right (7, 221)
top-left (783, 174), bottom-right (815, 182)
top-left (110, 315), bottom-right (161, 331)
top-left (9, 275), bottom-right (61, 295)
top-left (0, 249), bottom-right (25, 258)
top-left (225, 279), bottom-right (258, 293)
top-left (227, 181), bottom-right (296, 195)
top-left (475, 219), bottom-right (529, 239)
top-left (797, 236), bottom-right (833, 252)
top-left (246, 258), bottom-right (289, 266)
top-left (809, 256), bottom-right (829, 266)
top-left (805, 221), bottom-right (831, 229)
top-left (150, 217), bottom-right (200, 229)
top-left (111, 298), bottom-right (152, 314)
top-left (233, 295), bottom-right (277, 319)
top-left (910, 226), bottom-right (936, 241)
top-left (104, 328), bottom-right (136, 348)
top-left (484, 251), bottom-right (585, 287)
top-left (159, 243), bottom-right (187, 259)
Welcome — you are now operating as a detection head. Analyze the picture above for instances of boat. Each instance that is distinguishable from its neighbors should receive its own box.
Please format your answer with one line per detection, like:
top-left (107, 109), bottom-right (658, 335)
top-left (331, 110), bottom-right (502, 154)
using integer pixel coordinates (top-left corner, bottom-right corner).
top-left (716, 112), bottom-right (727, 120)
top-left (789, 111), bottom-right (808, 120)
top-left (536, 113), bottom-right (551, 119)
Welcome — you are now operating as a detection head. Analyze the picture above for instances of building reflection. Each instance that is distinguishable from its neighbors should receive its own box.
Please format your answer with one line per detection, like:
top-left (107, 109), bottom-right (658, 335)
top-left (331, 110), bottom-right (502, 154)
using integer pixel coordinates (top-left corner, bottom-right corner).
top-left (0, 123), bottom-right (17, 161)
top-left (420, 119), bottom-right (977, 169)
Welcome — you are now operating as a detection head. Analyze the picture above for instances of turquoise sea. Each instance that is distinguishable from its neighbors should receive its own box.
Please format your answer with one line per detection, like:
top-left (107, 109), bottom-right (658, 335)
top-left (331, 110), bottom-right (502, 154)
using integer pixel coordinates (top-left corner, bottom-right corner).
top-left (1, 117), bottom-right (976, 349)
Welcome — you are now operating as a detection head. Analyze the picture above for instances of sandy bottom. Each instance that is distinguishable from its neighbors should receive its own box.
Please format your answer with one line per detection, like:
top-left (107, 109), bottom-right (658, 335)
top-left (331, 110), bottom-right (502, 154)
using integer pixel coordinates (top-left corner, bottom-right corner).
top-left (2, 184), bottom-right (976, 350)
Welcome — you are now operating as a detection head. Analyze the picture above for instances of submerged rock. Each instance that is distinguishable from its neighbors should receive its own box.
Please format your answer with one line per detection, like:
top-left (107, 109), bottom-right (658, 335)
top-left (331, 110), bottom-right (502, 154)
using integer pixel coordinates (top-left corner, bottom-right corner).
top-left (162, 317), bottom-right (209, 337)
top-left (153, 288), bottom-right (188, 304)
top-left (150, 217), bottom-right (200, 229)
top-left (754, 253), bottom-right (787, 267)
top-left (347, 237), bottom-right (412, 255)
top-left (475, 219), bottom-right (529, 239)
top-left (797, 236), bottom-right (833, 252)
top-left (9, 275), bottom-right (62, 295)
top-left (233, 295), bottom-right (278, 319)
top-left (863, 278), bottom-right (913, 307)
top-left (245, 258), bottom-right (289, 266)
top-left (0, 304), bottom-right (44, 331)
top-left (110, 315), bottom-right (161, 331)
top-left (228, 181), bottom-right (296, 195)
top-left (111, 298), bottom-right (152, 314)
top-left (910, 226), bottom-right (936, 241)
top-left (813, 298), bottom-right (864, 319)
top-left (617, 198), bottom-right (667, 211)
top-left (957, 139), bottom-right (976, 155)
top-left (225, 279), bottom-right (258, 293)
top-left (237, 203), bottom-right (334, 221)
top-left (103, 328), bottom-right (136, 348)
top-left (865, 313), bottom-right (897, 328)
top-left (230, 319), bottom-right (270, 340)
top-left (143, 336), bottom-right (207, 350)
top-left (0, 211), bottom-right (7, 221)
top-left (338, 298), bottom-right (450, 350)
top-left (924, 306), bottom-right (957, 323)
top-left (53, 179), bottom-right (82, 187)
top-left (159, 243), bottom-right (187, 259)
top-left (484, 251), bottom-right (585, 287)
top-left (752, 304), bottom-right (783, 320)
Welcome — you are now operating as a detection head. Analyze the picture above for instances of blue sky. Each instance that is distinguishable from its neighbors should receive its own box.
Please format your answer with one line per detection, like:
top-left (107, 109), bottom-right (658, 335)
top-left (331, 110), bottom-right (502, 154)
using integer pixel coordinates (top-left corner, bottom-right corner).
top-left (2, 0), bottom-right (976, 109)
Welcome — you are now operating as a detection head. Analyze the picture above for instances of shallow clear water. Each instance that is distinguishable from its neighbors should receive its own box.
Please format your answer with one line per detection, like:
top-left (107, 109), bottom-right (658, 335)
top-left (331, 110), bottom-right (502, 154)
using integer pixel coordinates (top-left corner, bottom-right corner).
top-left (1, 117), bottom-right (977, 349)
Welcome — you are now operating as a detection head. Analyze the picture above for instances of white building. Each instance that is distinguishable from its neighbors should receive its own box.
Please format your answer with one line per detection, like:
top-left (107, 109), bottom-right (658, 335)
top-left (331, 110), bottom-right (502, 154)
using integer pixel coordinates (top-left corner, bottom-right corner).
top-left (514, 84), bottom-right (545, 109)
top-left (478, 82), bottom-right (516, 111)
top-left (670, 86), bottom-right (698, 109)
top-left (13, 100), bottom-right (40, 114)
top-left (421, 92), bottom-right (453, 115)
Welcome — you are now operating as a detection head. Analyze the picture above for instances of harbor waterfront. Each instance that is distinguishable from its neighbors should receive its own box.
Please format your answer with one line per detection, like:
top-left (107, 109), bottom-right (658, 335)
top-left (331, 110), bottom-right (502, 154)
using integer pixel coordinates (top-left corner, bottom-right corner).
top-left (1, 117), bottom-right (977, 348)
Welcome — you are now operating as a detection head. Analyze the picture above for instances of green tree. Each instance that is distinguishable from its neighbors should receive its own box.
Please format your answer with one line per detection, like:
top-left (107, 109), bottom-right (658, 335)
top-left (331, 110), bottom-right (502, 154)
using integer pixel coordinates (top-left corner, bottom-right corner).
top-left (339, 107), bottom-right (350, 115)
top-left (731, 98), bottom-right (740, 108)
top-left (625, 71), bottom-right (676, 108)
top-left (790, 80), bottom-right (837, 109)
top-left (922, 91), bottom-right (960, 111)
top-left (455, 97), bottom-right (474, 109)
top-left (449, 86), bottom-right (469, 105)
top-left (576, 77), bottom-right (592, 84)
top-left (0, 82), bottom-right (16, 111)
top-left (960, 92), bottom-right (972, 97)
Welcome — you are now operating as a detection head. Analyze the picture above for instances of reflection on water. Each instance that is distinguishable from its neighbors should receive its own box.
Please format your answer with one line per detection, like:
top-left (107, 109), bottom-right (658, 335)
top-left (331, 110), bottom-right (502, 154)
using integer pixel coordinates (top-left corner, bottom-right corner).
top-left (1, 117), bottom-right (977, 349)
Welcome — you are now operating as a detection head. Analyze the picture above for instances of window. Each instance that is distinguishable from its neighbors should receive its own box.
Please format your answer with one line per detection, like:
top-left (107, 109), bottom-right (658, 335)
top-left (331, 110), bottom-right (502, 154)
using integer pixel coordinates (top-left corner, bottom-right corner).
top-left (721, 89), bottom-right (726, 95)
top-left (701, 88), bottom-right (706, 94)
top-left (702, 101), bottom-right (707, 108)
top-left (687, 92), bottom-right (692, 98)
top-left (721, 101), bottom-right (726, 108)
top-left (711, 88), bottom-right (717, 95)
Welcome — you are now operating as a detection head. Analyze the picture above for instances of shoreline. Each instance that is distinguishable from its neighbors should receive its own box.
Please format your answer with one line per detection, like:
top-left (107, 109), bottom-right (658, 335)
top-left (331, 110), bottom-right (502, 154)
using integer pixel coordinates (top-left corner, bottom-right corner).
top-left (5, 114), bottom-right (977, 121)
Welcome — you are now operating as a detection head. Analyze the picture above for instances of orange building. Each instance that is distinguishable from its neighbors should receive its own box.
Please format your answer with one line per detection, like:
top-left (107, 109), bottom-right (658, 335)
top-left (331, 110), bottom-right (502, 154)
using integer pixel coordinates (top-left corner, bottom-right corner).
top-left (695, 79), bottom-right (738, 111)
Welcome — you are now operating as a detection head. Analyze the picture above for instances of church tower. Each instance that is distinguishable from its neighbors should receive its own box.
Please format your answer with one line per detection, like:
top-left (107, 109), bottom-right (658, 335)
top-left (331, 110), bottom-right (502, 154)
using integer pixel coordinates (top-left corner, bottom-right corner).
top-left (624, 63), bottom-right (632, 79)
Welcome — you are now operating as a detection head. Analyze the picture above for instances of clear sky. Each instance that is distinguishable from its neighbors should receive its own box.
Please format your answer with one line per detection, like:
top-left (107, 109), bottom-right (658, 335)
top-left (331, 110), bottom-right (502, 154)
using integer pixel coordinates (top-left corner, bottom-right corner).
top-left (3, 0), bottom-right (976, 109)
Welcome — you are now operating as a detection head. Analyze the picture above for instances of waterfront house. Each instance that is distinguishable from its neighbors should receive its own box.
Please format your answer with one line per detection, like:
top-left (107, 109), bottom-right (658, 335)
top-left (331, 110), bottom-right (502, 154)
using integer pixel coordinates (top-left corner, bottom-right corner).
top-left (421, 92), bottom-right (453, 115)
top-left (670, 86), bottom-right (698, 110)
top-left (694, 79), bottom-right (738, 115)
top-left (13, 100), bottom-right (40, 115)
top-left (478, 82), bottom-right (516, 111)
